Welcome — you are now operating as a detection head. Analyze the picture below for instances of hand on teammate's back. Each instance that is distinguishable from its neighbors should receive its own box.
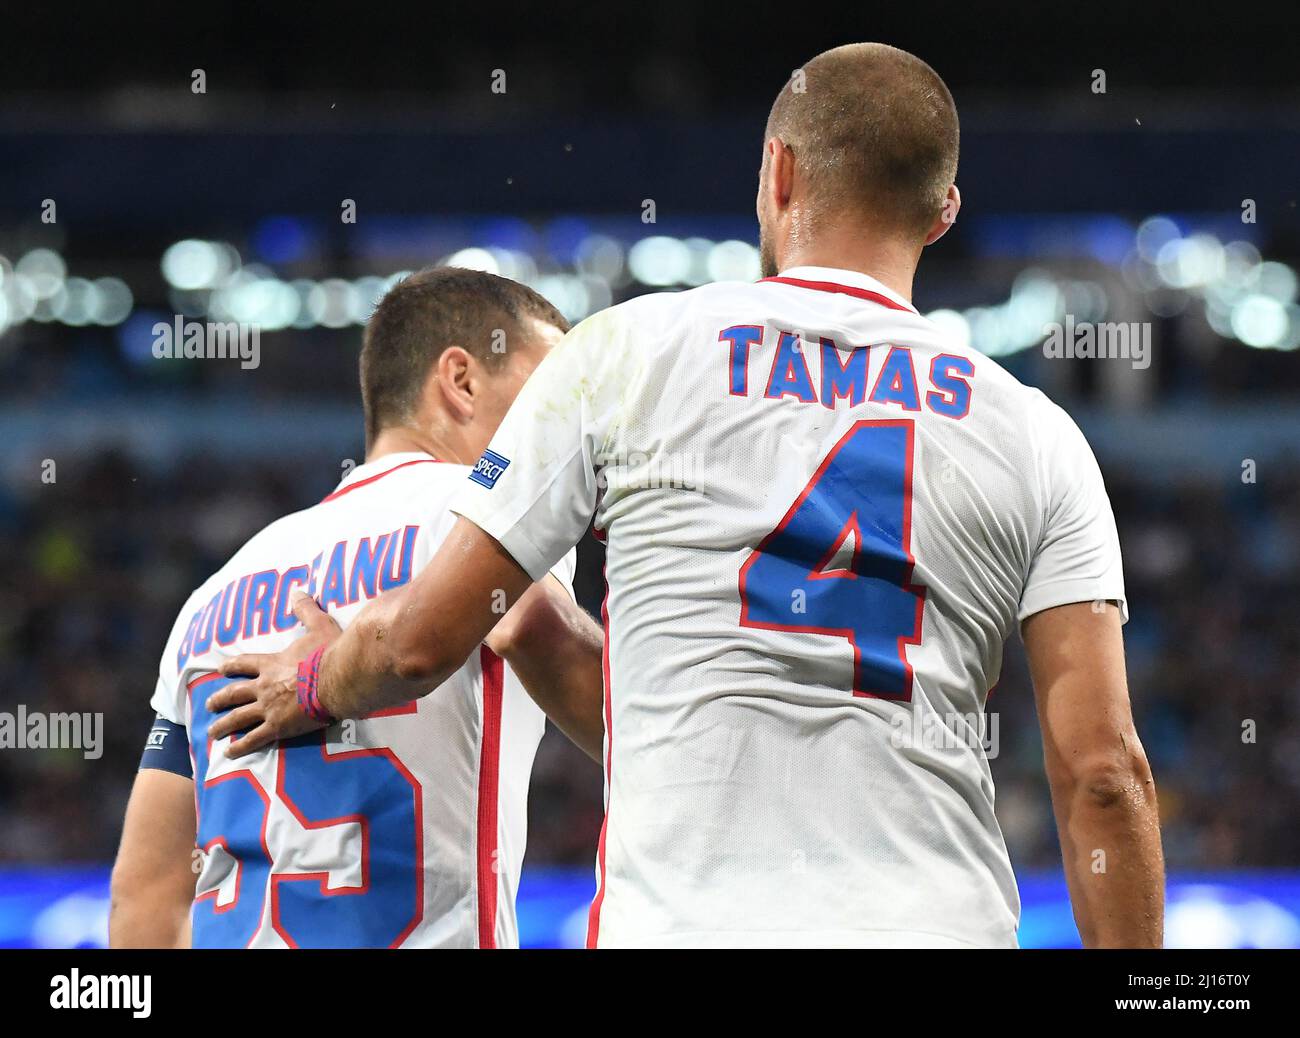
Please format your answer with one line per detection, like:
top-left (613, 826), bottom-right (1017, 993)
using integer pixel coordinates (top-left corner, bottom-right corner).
top-left (206, 590), bottom-right (342, 756)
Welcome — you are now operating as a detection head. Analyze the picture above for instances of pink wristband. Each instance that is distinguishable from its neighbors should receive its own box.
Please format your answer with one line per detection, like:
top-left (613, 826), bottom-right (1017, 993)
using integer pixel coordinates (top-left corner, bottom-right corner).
top-left (296, 647), bottom-right (336, 725)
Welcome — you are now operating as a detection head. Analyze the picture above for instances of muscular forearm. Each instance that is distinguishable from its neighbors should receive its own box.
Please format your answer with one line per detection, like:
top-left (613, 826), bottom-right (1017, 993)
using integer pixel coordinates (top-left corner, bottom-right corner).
top-left (1024, 602), bottom-right (1164, 948)
top-left (110, 769), bottom-right (197, 949)
top-left (1052, 761), bottom-right (1164, 948)
top-left (316, 581), bottom-right (467, 719)
top-left (109, 885), bottom-right (192, 949)
top-left (314, 525), bottom-right (532, 719)
top-left (482, 575), bottom-right (605, 760)
top-left (213, 520), bottom-right (536, 752)
top-left (499, 611), bottom-right (604, 761)
top-left (507, 649), bottom-right (603, 761)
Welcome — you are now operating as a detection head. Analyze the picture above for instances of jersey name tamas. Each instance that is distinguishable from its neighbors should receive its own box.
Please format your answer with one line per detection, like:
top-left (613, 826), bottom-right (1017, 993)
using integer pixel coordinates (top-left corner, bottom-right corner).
top-left (452, 266), bottom-right (1127, 948)
top-left (152, 453), bottom-right (575, 948)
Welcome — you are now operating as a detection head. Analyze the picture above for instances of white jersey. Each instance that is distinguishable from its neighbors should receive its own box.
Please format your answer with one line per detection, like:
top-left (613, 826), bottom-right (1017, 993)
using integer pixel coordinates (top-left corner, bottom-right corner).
top-left (452, 266), bottom-right (1127, 948)
top-left (151, 452), bottom-right (576, 948)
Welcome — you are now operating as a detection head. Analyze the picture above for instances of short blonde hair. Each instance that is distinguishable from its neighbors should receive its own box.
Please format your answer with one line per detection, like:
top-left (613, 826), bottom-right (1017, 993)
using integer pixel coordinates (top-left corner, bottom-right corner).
top-left (765, 43), bottom-right (959, 237)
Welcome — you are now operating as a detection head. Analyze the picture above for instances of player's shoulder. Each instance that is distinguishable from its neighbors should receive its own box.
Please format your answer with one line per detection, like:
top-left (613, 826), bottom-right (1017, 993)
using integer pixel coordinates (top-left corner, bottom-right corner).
top-left (566, 281), bottom-right (778, 362)
top-left (962, 357), bottom-right (1092, 471)
top-left (184, 498), bottom-right (321, 606)
top-left (1018, 385), bottom-right (1092, 454)
top-left (581, 280), bottom-right (764, 331)
top-left (892, 318), bottom-right (1061, 427)
top-left (639, 279), bottom-right (778, 322)
top-left (188, 456), bottom-right (464, 597)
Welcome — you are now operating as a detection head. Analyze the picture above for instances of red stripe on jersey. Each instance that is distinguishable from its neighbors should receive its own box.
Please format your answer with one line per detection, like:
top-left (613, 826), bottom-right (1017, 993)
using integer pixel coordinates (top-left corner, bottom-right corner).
top-left (585, 574), bottom-right (613, 948)
top-left (476, 646), bottom-right (505, 948)
top-left (364, 702), bottom-right (419, 719)
top-left (760, 276), bottom-right (916, 314)
top-left (320, 458), bottom-right (442, 503)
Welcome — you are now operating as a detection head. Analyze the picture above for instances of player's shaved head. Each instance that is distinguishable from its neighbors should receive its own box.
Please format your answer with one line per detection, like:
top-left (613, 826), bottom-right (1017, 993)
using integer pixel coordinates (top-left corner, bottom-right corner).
top-left (361, 266), bottom-right (569, 444)
top-left (764, 42), bottom-right (958, 239)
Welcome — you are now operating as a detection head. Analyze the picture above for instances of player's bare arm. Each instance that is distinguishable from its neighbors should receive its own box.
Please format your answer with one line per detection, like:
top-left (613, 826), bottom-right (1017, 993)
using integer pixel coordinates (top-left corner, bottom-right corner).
top-left (1022, 600), bottom-right (1164, 948)
top-left (208, 518), bottom-right (604, 759)
top-left (485, 574), bottom-right (605, 762)
top-left (109, 768), bottom-right (197, 948)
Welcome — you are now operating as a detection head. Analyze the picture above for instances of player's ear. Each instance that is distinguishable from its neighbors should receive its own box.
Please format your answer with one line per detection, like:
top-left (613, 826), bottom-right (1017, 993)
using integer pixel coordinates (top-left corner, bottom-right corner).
top-left (433, 346), bottom-right (475, 421)
top-left (766, 137), bottom-right (796, 213)
top-left (924, 183), bottom-right (961, 246)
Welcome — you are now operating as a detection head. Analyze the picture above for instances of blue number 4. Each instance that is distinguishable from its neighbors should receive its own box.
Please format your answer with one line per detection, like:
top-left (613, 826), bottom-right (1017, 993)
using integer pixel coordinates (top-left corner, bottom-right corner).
top-left (739, 419), bottom-right (925, 701)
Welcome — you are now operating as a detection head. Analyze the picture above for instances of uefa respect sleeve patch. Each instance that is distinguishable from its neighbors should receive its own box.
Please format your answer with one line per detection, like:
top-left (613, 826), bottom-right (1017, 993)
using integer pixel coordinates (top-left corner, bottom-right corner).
top-left (469, 449), bottom-right (511, 489)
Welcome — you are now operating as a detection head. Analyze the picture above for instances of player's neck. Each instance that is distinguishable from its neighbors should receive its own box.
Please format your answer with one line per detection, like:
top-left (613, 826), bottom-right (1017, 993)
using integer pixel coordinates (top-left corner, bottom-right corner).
top-left (779, 232), bottom-right (921, 303)
top-left (366, 426), bottom-right (470, 467)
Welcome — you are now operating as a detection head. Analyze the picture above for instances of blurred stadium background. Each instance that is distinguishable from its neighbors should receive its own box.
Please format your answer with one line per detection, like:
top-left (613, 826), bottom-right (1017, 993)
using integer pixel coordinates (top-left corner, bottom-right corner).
top-left (1, 5), bottom-right (1298, 947)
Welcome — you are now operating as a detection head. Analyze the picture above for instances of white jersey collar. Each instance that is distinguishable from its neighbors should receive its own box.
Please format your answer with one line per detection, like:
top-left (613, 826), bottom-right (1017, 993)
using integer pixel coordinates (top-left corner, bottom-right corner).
top-left (766, 265), bottom-right (919, 315)
top-left (326, 451), bottom-right (441, 499)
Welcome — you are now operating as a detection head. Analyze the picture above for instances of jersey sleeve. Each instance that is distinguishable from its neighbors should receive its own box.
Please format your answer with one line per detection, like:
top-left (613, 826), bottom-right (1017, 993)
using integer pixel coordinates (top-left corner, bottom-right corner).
top-left (149, 591), bottom-right (203, 724)
top-left (451, 309), bottom-right (630, 581)
top-left (1019, 398), bottom-right (1128, 623)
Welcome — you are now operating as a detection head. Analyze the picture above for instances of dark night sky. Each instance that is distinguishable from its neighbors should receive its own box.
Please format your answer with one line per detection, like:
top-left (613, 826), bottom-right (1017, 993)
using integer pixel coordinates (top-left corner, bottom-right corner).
top-left (8, 1), bottom-right (1300, 110)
